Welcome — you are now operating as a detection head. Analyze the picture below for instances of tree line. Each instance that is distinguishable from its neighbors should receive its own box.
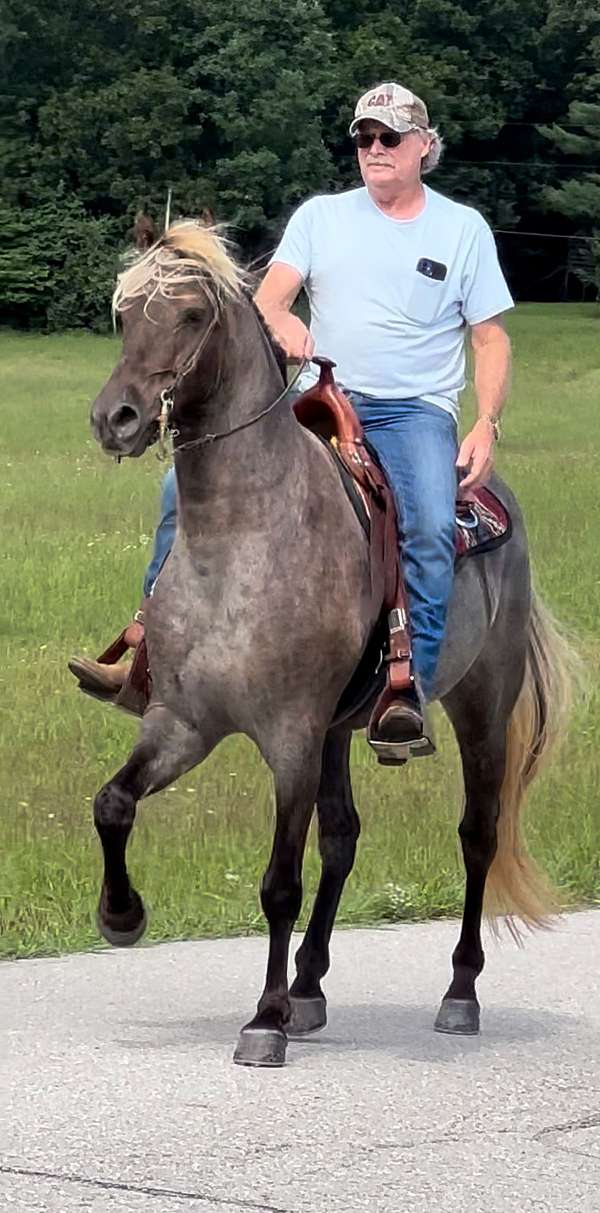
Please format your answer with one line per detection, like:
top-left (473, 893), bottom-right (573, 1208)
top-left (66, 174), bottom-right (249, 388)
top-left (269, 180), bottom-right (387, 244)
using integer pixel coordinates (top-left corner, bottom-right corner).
top-left (1, 0), bottom-right (599, 330)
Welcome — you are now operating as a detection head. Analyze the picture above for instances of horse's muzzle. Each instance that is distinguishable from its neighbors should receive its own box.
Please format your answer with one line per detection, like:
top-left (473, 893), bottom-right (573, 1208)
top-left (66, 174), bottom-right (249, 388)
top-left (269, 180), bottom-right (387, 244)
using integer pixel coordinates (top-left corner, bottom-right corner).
top-left (91, 399), bottom-right (157, 457)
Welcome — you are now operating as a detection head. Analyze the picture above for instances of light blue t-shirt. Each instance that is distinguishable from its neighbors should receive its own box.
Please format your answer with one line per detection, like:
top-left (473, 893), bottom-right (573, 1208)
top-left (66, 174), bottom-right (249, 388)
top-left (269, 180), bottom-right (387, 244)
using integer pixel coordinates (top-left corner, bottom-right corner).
top-left (270, 185), bottom-right (514, 420)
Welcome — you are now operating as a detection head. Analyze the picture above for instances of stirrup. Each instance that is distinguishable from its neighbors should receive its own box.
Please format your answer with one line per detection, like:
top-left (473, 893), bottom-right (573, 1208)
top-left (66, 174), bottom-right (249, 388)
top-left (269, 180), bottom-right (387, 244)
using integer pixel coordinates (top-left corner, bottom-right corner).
top-left (367, 698), bottom-right (436, 766)
top-left (367, 727), bottom-right (436, 766)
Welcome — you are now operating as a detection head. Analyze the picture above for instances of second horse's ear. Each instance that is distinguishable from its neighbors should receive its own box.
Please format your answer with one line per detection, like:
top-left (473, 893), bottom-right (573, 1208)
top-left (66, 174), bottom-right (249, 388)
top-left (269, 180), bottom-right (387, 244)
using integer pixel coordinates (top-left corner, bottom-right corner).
top-left (133, 211), bottom-right (157, 251)
top-left (199, 207), bottom-right (216, 227)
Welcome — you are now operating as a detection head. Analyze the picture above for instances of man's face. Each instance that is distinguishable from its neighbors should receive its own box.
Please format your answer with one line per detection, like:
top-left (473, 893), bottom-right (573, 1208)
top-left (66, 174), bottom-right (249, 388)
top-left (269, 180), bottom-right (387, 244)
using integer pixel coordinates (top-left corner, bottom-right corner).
top-left (355, 120), bottom-right (431, 192)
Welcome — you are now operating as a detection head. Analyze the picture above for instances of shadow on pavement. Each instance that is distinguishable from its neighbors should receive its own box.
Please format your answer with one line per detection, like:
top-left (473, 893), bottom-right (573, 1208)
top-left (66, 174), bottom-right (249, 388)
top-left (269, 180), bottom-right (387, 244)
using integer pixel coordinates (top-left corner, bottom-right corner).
top-left (114, 1000), bottom-right (586, 1062)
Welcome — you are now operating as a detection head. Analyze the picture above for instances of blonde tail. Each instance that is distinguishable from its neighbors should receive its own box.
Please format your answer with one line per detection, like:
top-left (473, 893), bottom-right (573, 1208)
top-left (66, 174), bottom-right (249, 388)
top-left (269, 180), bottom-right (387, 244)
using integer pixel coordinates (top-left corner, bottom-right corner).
top-left (484, 595), bottom-right (576, 938)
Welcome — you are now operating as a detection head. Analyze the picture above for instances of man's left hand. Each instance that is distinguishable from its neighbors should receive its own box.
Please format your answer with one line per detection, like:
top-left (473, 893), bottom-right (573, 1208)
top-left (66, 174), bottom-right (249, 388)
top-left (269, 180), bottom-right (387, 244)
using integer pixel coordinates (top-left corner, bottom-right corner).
top-left (456, 418), bottom-right (496, 492)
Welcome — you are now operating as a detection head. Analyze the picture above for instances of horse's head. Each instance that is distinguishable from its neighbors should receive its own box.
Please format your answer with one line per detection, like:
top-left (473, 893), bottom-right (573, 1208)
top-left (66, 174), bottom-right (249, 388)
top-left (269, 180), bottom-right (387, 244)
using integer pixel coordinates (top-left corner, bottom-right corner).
top-left (91, 221), bottom-right (246, 458)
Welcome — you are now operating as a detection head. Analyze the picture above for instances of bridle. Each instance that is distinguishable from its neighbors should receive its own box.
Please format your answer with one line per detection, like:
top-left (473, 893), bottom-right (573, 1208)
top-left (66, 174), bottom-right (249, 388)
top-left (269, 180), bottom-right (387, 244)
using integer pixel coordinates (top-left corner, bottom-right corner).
top-left (154, 302), bottom-right (308, 460)
top-left (157, 360), bottom-right (308, 458)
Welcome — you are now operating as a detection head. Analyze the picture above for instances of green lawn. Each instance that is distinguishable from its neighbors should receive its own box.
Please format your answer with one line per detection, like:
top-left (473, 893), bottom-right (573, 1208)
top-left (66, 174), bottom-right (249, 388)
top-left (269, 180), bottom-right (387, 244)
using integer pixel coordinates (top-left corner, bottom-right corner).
top-left (1, 306), bottom-right (599, 957)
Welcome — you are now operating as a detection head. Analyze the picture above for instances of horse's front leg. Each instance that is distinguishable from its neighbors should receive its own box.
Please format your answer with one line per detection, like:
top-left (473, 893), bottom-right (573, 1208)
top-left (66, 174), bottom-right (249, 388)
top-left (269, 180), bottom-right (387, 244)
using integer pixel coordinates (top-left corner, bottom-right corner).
top-left (94, 706), bottom-right (220, 946)
top-left (288, 727), bottom-right (359, 1037)
top-left (234, 728), bottom-right (324, 1068)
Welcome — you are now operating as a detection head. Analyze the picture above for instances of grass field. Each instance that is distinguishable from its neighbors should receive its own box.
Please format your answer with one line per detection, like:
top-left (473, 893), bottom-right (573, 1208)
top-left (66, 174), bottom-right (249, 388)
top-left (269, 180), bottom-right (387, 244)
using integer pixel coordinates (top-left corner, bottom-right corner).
top-left (1, 305), bottom-right (599, 959)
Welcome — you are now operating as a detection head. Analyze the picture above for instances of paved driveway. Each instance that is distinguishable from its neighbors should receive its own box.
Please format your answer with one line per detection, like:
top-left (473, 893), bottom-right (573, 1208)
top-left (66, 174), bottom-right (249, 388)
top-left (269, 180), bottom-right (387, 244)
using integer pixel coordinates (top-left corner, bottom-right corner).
top-left (1, 912), bottom-right (599, 1211)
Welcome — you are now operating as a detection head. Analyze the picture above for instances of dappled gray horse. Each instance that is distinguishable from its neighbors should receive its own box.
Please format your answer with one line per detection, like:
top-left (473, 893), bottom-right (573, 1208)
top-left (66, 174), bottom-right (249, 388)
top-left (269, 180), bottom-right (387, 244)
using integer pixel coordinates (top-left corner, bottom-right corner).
top-left (90, 221), bottom-right (573, 1067)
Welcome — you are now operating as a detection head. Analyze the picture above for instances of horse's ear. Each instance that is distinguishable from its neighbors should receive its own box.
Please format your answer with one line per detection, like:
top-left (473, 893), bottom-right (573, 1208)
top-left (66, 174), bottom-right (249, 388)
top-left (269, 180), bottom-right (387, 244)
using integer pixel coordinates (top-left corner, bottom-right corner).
top-left (133, 211), bottom-right (157, 251)
top-left (199, 206), bottom-right (216, 228)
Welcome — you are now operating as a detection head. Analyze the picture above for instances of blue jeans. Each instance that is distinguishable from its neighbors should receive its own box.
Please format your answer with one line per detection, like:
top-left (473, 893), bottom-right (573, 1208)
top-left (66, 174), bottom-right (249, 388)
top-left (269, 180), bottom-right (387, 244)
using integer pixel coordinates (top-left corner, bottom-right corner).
top-left (143, 466), bottom-right (177, 597)
top-left (349, 394), bottom-right (458, 697)
top-left (143, 398), bottom-right (457, 695)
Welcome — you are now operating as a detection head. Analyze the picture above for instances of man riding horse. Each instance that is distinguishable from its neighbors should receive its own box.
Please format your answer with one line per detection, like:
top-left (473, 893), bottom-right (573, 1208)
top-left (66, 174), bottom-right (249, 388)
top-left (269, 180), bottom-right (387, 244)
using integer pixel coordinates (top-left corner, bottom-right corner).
top-left (70, 81), bottom-right (512, 751)
top-left (81, 84), bottom-right (571, 1065)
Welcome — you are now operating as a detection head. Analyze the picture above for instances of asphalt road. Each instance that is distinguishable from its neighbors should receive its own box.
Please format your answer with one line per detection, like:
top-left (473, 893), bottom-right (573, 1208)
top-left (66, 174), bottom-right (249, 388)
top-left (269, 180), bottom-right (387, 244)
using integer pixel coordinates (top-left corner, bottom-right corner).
top-left (1, 912), bottom-right (599, 1212)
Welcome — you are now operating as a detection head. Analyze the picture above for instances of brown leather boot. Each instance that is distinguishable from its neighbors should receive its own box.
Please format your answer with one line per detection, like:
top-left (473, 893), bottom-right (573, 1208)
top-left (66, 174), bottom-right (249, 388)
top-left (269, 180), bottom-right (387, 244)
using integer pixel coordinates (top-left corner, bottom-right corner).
top-left (374, 694), bottom-right (425, 744)
top-left (68, 656), bottom-right (130, 693)
top-left (367, 682), bottom-right (435, 764)
top-left (68, 603), bottom-right (147, 698)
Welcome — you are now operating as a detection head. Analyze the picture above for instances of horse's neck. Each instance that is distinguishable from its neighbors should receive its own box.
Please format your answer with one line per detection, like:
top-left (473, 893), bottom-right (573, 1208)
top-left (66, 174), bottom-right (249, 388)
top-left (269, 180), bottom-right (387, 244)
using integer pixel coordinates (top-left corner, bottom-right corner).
top-left (173, 319), bottom-right (301, 529)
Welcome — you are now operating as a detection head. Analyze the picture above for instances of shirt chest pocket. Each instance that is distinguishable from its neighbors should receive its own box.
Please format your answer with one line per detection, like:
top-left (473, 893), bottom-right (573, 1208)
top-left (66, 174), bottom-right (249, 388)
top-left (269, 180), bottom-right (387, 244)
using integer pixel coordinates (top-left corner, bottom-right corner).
top-left (405, 272), bottom-right (446, 324)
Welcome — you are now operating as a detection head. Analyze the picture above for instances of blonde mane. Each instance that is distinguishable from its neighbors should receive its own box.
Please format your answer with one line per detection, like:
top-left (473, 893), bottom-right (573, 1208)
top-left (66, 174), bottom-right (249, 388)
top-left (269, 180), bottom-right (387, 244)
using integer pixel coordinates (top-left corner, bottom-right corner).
top-left (112, 220), bottom-right (248, 322)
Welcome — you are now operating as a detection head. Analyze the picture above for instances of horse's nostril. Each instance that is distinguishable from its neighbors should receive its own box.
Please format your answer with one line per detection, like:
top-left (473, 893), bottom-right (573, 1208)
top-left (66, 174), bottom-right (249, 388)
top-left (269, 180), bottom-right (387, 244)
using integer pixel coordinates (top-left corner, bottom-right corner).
top-left (109, 403), bottom-right (141, 439)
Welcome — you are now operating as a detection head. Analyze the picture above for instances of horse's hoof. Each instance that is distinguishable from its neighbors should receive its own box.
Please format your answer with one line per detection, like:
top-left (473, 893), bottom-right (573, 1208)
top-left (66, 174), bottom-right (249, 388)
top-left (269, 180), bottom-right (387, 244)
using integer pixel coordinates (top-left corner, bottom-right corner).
top-left (287, 995), bottom-right (327, 1038)
top-left (434, 997), bottom-right (480, 1035)
top-left (96, 893), bottom-right (147, 948)
top-left (233, 1028), bottom-right (287, 1068)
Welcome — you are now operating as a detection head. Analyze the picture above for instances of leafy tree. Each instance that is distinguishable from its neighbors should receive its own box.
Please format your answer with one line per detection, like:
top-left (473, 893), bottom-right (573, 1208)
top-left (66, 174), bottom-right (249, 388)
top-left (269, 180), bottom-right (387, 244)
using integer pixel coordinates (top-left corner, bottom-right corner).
top-left (2, 0), bottom-right (600, 325)
top-left (540, 101), bottom-right (600, 292)
top-left (0, 0), bottom-right (341, 324)
top-left (0, 192), bottom-right (119, 330)
top-left (537, 0), bottom-right (600, 108)
top-left (11, 0), bottom-right (339, 235)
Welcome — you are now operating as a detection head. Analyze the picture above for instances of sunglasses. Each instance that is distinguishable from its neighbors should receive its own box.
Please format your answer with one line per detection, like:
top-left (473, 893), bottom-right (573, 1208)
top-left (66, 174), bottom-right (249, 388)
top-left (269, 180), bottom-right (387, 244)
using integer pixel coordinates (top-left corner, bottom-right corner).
top-left (353, 129), bottom-right (409, 150)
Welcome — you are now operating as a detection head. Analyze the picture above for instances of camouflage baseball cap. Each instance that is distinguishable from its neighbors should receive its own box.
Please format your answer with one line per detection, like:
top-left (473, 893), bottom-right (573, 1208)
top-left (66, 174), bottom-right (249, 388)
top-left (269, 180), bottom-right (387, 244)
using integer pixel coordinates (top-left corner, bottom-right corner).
top-left (349, 83), bottom-right (429, 136)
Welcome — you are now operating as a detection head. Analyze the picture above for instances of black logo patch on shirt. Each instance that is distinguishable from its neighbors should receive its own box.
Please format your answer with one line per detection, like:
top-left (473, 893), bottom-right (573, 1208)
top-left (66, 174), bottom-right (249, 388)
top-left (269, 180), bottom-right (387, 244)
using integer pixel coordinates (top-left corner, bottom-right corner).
top-left (416, 258), bottom-right (447, 282)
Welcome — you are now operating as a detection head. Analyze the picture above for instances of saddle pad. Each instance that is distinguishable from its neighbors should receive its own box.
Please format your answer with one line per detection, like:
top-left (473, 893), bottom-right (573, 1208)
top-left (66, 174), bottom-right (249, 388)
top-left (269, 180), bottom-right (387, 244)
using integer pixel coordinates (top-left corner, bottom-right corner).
top-left (455, 486), bottom-right (511, 560)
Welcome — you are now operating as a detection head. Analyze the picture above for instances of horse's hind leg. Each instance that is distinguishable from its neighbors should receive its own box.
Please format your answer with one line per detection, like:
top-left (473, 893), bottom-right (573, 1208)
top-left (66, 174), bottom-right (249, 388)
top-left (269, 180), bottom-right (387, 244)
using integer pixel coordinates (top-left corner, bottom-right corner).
top-left (233, 729), bottom-right (324, 1068)
top-left (288, 728), bottom-right (359, 1036)
top-left (94, 707), bottom-right (220, 947)
top-left (435, 662), bottom-right (522, 1035)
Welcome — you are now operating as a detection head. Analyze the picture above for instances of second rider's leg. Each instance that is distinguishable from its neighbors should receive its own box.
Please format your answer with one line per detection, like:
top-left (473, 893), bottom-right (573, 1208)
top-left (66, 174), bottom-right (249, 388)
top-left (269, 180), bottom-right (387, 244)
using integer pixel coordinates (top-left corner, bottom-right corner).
top-left (69, 467), bottom-right (178, 692)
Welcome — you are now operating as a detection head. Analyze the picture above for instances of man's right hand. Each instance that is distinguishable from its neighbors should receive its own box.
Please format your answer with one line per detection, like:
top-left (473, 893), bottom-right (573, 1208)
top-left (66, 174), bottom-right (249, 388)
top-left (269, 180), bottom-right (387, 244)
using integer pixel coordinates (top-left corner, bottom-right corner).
top-left (267, 311), bottom-right (315, 362)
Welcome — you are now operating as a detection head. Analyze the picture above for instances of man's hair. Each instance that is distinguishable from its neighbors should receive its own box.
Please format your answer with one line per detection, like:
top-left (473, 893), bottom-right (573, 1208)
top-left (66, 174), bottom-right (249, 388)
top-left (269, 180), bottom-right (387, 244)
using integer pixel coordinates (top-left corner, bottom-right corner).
top-left (422, 128), bottom-right (444, 175)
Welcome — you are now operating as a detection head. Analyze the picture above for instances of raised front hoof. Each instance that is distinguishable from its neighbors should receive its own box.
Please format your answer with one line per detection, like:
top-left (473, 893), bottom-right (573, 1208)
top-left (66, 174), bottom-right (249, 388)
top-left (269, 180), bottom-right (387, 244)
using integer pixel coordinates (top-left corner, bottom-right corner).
top-left (96, 891), bottom-right (147, 948)
top-left (434, 997), bottom-right (480, 1036)
top-left (233, 1028), bottom-right (287, 1068)
top-left (287, 995), bottom-right (327, 1038)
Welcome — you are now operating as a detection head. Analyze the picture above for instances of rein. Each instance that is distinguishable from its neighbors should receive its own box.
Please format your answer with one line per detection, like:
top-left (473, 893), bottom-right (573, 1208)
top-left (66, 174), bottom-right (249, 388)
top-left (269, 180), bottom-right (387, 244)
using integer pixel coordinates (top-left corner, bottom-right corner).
top-left (155, 303), bottom-right (308, 458)
top-left (161, 360), bottom-right (307, 457)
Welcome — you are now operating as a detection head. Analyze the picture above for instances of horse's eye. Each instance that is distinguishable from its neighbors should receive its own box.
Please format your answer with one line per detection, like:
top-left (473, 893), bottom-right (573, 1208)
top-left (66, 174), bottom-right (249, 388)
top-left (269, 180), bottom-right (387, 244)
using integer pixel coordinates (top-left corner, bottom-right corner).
top-left (180, 308), bottom-right (204, 326)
